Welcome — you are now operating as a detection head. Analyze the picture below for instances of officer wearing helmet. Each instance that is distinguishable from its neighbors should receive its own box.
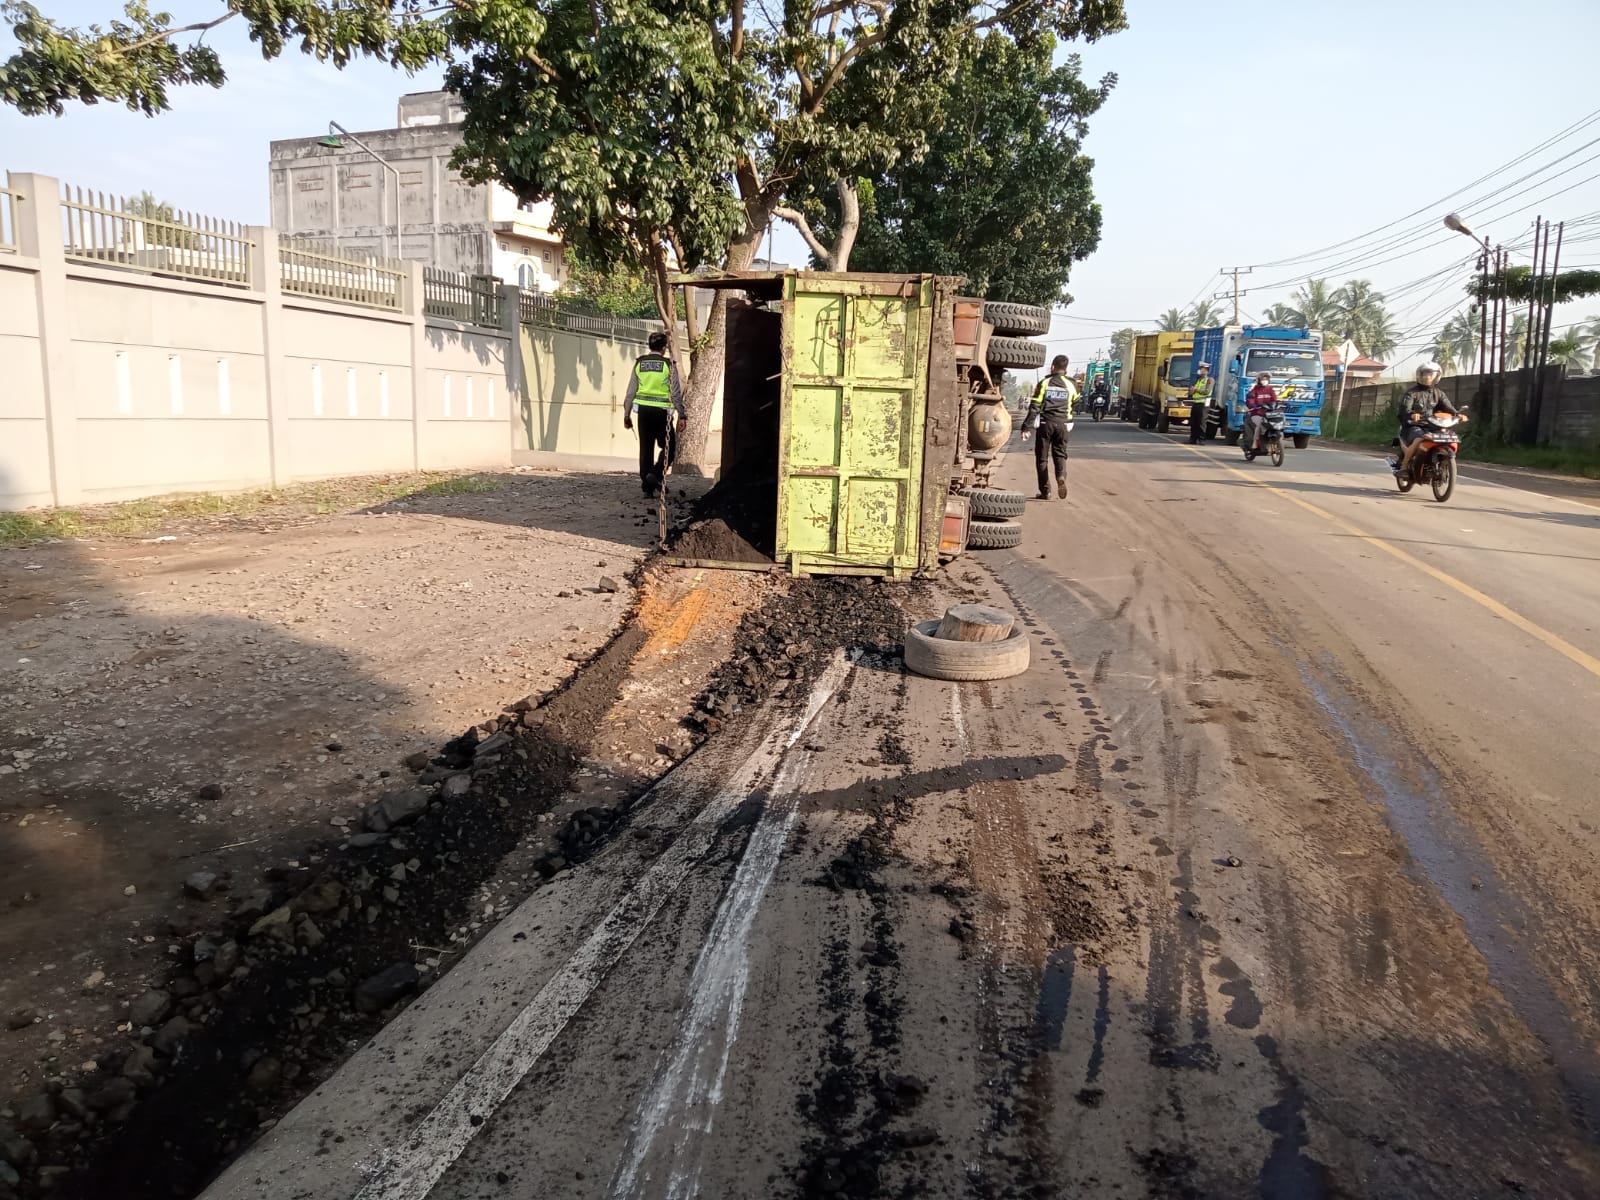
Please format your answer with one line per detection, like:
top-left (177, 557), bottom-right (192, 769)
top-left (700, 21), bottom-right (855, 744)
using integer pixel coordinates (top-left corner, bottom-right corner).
top-left (1392, 360), bottom-right (1456, 475)
top-left (623, 331), bottom-right (684, 495)
top-left (1188, 362), bottom-right (1214, 444)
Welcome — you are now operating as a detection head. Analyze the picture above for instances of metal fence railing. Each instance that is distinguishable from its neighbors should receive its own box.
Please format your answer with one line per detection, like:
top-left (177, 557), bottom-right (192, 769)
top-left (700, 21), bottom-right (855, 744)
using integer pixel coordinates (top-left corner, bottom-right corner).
top-left (59, 184), bottom-right (253, 285)
top-left (0, 185), bottom-right (17, 253)
top-left (518, 290), bottom-right (657, 345)
top-left (423, 267), bottom-right (502, 326)
top-left (279, 239), bottom-right (406, 310)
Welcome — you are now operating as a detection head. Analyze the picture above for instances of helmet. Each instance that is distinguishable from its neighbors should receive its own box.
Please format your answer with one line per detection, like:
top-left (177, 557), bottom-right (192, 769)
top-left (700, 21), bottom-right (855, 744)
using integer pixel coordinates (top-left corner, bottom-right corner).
top-left (1416, 360), bottom-right (1441, 380)
top-left (1197, 361), bottom-right (1210, 370)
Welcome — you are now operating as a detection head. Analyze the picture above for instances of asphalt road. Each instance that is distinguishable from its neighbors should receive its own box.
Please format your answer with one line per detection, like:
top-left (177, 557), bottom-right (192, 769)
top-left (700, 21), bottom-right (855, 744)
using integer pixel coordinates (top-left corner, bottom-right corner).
top-left (203, 421), bottom-right (1600, 1200)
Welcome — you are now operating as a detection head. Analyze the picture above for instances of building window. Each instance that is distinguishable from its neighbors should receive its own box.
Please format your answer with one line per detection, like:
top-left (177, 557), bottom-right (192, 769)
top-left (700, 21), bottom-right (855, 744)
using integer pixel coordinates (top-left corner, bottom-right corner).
top-left (518, 199), bottom-right (537, 213)
top-left (543, 249), bottom-right (552, 263)
top-left (498, 240), bottom-right (508, 252)
top-left (518, 263), bottom-right (538, 291)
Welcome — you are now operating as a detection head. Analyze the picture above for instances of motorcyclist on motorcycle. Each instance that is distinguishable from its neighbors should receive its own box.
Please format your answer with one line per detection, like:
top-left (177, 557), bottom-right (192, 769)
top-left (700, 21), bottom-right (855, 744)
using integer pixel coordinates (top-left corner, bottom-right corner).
top-left (1088, 375), bottom-right (1110, 417)
top-left (1391, 361), bottom-right (1457, 474)
top-left (1244, 372), bottom-right (1277, 460)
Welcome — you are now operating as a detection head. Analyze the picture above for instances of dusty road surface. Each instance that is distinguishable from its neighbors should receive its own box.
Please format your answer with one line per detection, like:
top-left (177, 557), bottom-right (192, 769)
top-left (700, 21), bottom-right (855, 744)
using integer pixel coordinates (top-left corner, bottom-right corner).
top-left (98, 425), bottom-right (1600, 1199)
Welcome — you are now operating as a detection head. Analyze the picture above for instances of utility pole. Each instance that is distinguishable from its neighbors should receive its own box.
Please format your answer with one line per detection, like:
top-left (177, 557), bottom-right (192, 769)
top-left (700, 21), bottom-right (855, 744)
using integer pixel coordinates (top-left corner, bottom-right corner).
top-left (1217, 266), bottom-right (1253, 324)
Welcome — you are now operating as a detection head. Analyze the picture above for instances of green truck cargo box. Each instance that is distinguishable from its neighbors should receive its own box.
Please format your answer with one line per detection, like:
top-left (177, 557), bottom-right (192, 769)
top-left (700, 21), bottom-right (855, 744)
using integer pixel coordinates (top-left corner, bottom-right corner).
top-left (676, 271), bottom-right (959, 578)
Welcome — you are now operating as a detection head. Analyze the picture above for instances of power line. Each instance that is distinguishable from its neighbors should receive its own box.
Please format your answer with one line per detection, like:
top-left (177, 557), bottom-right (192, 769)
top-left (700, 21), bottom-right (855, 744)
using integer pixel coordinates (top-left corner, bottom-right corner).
top-left (1247, 105), bottom-right (1600, 271)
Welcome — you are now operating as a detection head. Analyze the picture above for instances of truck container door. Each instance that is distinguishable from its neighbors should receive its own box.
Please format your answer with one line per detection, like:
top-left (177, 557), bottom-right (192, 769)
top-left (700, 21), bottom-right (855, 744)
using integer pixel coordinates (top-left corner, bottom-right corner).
top-left (778, 275), bottom-right (933, 575)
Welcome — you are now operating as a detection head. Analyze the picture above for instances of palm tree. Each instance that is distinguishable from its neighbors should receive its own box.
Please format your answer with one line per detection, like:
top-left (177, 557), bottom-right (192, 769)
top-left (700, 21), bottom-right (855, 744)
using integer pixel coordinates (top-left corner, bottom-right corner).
top-left (1287, 279), bottom-right (1340, 333)
top-left (1432, 313), bottom-right (1477, 375)
top-left (1109, 327), bottom-right (1137, 363)
top-left (1261, 302), bottom-right (1302, 327)
top-left (1586, 315), bottom-right (1600, 369)
top-left (1508, 313), bottom-right (1529, 367)
top-left (1548, 332), bottom-right (1594, 369)
top-left (1187, 299), bottom-right (1224, 328)
top-left (1332, 278), bottom-right (1393, 359)
top-left (1157, 307), bottom-right (1189, 332)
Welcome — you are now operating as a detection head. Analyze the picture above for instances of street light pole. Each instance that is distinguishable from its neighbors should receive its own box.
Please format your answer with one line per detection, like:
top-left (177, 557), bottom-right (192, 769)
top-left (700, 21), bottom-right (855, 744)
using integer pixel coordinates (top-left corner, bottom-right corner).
top-left (325, 121), bottom-right (402, 261)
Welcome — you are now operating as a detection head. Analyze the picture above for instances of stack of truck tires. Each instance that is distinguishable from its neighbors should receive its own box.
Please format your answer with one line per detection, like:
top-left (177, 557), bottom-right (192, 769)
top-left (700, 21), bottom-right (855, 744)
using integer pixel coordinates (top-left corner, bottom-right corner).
top-left (962, 300), bottom-right (1049, 552)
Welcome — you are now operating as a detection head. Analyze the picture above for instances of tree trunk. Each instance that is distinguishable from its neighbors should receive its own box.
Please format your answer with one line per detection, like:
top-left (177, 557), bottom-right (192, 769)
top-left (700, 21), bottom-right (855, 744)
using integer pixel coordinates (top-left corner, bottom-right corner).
top-left (676, 216), bottom-right (768, 472)
top-left (645, 234), bottom-right (683, 374)
top-left (831, 177), bottom-right (860, 272)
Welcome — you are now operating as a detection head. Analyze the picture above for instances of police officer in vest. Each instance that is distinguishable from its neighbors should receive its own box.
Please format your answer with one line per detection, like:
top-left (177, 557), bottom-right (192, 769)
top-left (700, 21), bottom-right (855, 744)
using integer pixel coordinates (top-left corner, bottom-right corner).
top-left (1188, 362), bottom-right (1213, 445)
top-left (622, 332), bottom-right (684, 496)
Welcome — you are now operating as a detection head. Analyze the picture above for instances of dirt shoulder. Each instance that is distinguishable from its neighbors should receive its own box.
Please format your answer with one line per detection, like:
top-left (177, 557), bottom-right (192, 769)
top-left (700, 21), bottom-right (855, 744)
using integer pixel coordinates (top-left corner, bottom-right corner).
top-left (0, 468), bottom-right (725, 1196)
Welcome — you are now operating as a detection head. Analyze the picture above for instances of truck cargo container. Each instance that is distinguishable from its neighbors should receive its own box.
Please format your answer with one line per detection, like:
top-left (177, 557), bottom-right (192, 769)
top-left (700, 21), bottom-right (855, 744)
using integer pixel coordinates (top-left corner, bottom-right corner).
top-left (1128, 332), bottom-right (1201, 432)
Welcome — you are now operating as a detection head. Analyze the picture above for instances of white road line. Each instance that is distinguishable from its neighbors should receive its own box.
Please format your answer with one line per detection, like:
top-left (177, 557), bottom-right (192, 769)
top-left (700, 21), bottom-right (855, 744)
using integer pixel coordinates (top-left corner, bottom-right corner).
top-left (609, 715), bottom-right (826, 1198)
top-left (352, 654), bottom-right (856, 1200)
top-left (950, 685), bottom-right (969, 757)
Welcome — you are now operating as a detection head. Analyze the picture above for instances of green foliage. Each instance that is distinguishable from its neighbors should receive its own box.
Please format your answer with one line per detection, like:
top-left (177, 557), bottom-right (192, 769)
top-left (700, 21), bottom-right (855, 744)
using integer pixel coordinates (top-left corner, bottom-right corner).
top-left (1485, 266), bottom-right (1600, 305)
top-left (0, 1), bottom-right (448, 116)
top-left (1332, 278), bottom-right (1394, 360)
top-left (1157, 307), bottom-right (1188, 332)
top-left (823, 34), bottom-right (1116, 305)
top-left (1285, 278), bottom-right (1340, 332)
top-left (560, 254), bottom-right (662, 319)
top-left (1109, 326), bottom-right (1137, 363)
top-left (1430, 313), bottom-right (1477, 375)
top-left (1547, 332), bottom-right (1593, 369)
top-left (1187, 299), bottom-right (1222, 328)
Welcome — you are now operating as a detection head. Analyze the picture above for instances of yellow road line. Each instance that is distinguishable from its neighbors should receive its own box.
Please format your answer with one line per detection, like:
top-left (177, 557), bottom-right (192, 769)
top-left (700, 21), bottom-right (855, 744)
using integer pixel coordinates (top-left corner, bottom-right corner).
top-left (1182, 446), bottom-right (1600, 683)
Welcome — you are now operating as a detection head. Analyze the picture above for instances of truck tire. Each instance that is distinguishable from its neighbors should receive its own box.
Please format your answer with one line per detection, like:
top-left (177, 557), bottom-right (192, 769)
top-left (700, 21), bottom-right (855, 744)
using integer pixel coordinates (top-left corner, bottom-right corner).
top-left (904, 619), bottom-right (1031, 682)
top-left (1157, 413), bottom-right (1171, 433)
top-left (1293, 434), bottom-right (1310, 449)
top-left (967, 488), bottom-right (1026, 519)
top-left (966, 518), bottom-right (1023, 549)
top-left (986, 336), bottom-right (1047, 370)
top-left (982, 301), bottom-right (1050, 337)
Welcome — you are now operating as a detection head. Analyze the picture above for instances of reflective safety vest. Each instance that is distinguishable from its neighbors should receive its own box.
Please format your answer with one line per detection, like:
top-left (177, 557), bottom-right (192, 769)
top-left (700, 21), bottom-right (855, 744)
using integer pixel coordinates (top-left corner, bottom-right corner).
top-left (632, 355), bottom-right (674, 408)
top-left (1191, 376), bottom-right (1214, 402)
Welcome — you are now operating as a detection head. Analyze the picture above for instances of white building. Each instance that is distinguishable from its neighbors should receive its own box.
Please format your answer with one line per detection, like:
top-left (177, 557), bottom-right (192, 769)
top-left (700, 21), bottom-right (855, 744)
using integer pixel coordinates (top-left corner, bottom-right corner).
top-left (268, 91), bottom-right (566, 291)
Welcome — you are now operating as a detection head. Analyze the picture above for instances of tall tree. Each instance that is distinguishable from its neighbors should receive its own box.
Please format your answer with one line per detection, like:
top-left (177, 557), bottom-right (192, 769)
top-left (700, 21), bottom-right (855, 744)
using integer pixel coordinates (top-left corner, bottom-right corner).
top-left (1287, 279), bottom-right (1340, 332)
top-left (1548, 332), bottom-right (1594, 369)
top-left (1586, 314), bottom-right (1600, 369)
top-left (1157, 307), bottom-right (1189, 332)
top-left (832, 33), bottom-right (1114, 302)
top-left (1262, 302), bottom-right (1301, 327)
top-left (1332, 278), bottom-right (1393, 359)
top-left (1109, 326), bottom-right (1137, 364)
top-left (1508, 312), bottom-right (1530, 367)
top-left (1431, 313), bottom-right (1477, 376)
top-left (1187, 299), bottom-right (1223, 328)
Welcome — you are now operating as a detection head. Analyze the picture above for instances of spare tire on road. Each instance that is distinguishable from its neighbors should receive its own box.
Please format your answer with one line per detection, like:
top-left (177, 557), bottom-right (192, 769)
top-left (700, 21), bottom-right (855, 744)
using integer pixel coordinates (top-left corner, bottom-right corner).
top-left (967, 488), bottom-right (1025, 519)
top-left (904, 619), bottom-right (1031, 681)
top-left (986, 336), bottom-right (1047, 371)
top-left (966, 518), bottom-right (1023, 549)
top-left (983, 301), bottom-right (1050, 337)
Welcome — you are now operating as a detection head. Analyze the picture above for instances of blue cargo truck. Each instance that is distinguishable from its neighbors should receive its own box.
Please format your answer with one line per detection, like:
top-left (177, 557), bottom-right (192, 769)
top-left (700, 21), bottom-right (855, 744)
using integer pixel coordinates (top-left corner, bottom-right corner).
top-left (1191, 326), bottom-right (1324, 448)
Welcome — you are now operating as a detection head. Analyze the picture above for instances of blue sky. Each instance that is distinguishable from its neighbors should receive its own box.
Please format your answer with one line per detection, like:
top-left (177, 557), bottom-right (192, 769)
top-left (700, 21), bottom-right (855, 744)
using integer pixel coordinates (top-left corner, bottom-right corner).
top-left (4, 0), bottom-right (1598, 370)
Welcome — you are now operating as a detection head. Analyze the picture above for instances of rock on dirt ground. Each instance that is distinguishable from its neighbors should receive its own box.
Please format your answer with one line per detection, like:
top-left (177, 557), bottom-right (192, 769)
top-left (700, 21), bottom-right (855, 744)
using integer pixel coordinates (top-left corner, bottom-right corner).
top-left (0, 469), bottom-right (726, 1197)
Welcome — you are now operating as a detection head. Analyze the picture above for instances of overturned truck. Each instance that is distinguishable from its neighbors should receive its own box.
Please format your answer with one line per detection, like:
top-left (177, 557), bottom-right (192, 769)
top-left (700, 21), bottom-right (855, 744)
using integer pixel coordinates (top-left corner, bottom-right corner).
top-left (668, 270), bottom-right (1048, 578)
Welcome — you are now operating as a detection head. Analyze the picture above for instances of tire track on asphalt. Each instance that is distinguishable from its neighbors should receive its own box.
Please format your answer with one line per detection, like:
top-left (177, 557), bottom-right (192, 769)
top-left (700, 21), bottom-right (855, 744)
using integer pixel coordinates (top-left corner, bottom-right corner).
top-left (351, 654), bottom-right (857, 1200)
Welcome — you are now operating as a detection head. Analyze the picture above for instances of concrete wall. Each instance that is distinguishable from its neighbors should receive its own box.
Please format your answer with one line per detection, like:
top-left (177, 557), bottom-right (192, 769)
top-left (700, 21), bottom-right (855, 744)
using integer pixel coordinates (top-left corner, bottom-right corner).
top-left (517, 322), bottom-right (725, 469)
top-left (1325, 367), bottom-right (1600, 451)
top-left (1, 172), bottom-right (522, 511)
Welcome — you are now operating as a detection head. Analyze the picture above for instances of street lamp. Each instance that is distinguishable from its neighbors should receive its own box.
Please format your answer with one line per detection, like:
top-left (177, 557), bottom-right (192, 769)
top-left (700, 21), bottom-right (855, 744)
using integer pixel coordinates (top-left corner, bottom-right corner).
top-left (1444, 213), bottom-right (1509, 379)
top-left (323, 120), bottom-right (402, 261)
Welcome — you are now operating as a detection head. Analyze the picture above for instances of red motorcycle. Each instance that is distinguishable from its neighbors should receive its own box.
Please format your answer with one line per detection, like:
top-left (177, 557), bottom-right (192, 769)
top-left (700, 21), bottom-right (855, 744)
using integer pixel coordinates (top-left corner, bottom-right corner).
top-left (1391, 408), bottom-right (1468, 502)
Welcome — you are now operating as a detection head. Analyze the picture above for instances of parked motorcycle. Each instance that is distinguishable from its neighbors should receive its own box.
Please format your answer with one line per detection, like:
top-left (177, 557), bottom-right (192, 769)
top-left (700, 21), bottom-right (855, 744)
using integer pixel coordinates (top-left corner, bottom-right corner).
top-left (1390, 408), bottom-right (1468, 502)
top-left (1242, 402), bottom-right (1287, 467)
